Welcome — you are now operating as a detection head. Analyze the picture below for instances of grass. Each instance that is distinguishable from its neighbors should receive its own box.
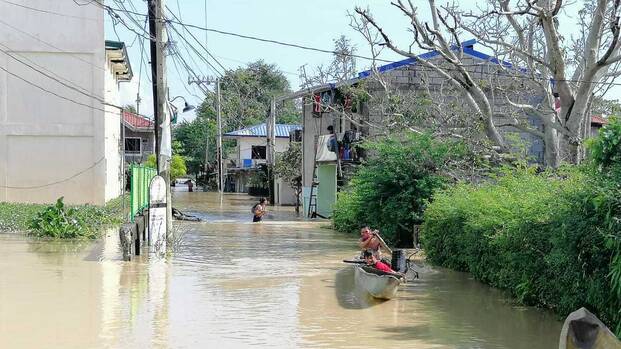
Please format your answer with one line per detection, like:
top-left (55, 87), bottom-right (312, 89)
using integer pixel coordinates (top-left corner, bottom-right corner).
top-left (0, 195), bottom-right (128, 237)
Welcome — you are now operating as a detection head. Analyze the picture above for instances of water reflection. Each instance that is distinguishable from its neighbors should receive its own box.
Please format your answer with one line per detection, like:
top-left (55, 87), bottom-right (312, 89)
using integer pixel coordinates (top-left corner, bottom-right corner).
top-left (334, 266), bottom-right (385, 310)
top-left (0, 192), bottom-right (562, 348)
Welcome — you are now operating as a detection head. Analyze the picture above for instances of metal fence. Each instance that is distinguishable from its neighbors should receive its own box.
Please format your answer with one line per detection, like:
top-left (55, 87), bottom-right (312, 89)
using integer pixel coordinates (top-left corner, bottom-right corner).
top-left (129, 164), bottom-right (157, 222)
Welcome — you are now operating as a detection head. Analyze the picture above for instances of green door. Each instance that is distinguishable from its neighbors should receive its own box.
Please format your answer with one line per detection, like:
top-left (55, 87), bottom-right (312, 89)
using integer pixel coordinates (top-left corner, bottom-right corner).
top-left (317, 164), bottom-right (337, 218)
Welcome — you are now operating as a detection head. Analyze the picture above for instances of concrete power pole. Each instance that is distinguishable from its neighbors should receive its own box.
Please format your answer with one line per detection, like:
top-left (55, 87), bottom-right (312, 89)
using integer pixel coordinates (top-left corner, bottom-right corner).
top-left (266, 97), bottom-right (276, 203)
top-left (148, 0), bottom-right (173, 237)
top-left (189, 77), bottom-right (223, 193)
top-left (216, 78), bottom-right (223, 194)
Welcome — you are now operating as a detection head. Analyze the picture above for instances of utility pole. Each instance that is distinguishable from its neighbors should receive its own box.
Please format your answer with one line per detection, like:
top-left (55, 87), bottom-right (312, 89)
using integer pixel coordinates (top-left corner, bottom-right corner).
top-left (216, 78), bottom-right (223, 194)
top-left (189, 76), bottom-right (223, 193)
top-left (266, 97), bottom-right (276, 203)
top-left (148, 0), bottom-right (173, 237)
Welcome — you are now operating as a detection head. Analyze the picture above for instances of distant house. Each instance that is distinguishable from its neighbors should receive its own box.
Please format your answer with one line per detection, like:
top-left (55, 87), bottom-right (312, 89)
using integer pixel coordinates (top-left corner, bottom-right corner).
top-left (223, 123), bottom-right (302, 205)
top-left (590, 115), bottom-right (609, 137)
top-left (0, 1), bottom-right (132, 205)
top-left (122, 111), bottom-right (154, 164)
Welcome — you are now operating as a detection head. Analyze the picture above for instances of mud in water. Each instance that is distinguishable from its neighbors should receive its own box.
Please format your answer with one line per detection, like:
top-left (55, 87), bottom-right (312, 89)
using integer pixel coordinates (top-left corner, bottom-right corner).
top-left (0, 192), bottom-right (562, 348)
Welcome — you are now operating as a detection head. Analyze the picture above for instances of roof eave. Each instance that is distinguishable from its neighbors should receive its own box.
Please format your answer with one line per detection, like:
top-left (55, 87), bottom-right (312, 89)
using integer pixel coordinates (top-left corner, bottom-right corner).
top-left (105, 40), bottom-right (133, 81)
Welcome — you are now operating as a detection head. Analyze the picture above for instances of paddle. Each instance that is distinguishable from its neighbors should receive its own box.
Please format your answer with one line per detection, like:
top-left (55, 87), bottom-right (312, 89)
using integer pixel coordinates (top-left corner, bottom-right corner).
top-left (342, 259), bottom-right (366, 264)
top-left (373, 231), bottom-right (392, 255)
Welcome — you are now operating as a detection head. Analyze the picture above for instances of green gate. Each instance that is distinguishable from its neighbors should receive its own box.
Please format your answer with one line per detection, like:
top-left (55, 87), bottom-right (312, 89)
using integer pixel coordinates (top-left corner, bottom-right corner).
top-left (129, 164), bottom-right (157, 222)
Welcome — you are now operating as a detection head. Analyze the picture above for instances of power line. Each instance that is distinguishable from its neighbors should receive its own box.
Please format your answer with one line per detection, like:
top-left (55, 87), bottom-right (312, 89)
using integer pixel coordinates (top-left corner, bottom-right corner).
top-left (0, 157), bottom-right (105, 189)
top-left (166, 18), bottom-right (224, 77)
top-left (0, 64), bottom-right (120, 114)
top-left (0, 42), bottom-right (100, 99)
top-left (0, 47), bottom-right (106, 104)
top-left (100, 4), bottom-right (621, 88)
top-left (0, 0), bottom-right (99, 21)
top-left (0, 18), bottom-right (107, 72)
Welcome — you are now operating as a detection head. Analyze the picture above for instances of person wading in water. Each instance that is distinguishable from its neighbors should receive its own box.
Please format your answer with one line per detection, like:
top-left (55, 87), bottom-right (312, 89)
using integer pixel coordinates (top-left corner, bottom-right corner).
top-left (252, 198), bottom-right (268, 222)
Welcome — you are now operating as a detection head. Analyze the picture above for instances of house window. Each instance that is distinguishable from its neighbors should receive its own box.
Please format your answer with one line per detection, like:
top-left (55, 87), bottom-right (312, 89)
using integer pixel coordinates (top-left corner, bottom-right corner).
top-left (251, 145), bottom-right (266, 159)
top-left (125, 137), bottom-right (141, 154)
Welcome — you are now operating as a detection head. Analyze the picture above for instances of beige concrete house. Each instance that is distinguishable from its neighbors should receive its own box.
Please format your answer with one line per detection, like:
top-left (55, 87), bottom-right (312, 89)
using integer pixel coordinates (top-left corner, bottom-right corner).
top-left (0, 1), bottom-right (131, 205)
top-left (223, 123), bottom-right (302, 205)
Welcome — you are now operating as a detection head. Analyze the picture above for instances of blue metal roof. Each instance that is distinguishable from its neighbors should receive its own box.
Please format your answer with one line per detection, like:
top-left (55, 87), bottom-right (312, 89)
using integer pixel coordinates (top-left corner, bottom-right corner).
top-left (223, 123), bottom-right (302, 138)
top-left (357, 39), bottom-right (515, 78)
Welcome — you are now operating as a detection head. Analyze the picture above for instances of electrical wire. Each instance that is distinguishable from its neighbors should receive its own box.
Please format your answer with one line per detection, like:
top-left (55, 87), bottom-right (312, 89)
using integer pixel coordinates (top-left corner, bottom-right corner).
top-left (0, 18), bottom-right (107, 72)
top-left (0, 0), bottom-right (99, 21)
top-left (0, 157), bottom-right (105, 189)
top-left (95, 3), bottom-right (621, 89)
top-left (0, 64), bottom-right (122, 114)
top-left (0, 42), bottom-right (101, 99)
top-left (0, 47), bottom-right (107, 104)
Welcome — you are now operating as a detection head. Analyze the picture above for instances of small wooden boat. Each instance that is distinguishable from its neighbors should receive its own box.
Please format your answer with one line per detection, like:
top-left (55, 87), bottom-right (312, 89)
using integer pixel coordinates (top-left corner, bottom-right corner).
top-left (558, 307), bottom-right (621, 349)
top-left (354, 265), bottom-right (404, 300)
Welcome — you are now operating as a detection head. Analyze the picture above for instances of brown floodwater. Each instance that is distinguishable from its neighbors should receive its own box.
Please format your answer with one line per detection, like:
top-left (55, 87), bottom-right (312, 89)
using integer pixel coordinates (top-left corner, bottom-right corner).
top-left (0, 191), bottom-right (562, 348)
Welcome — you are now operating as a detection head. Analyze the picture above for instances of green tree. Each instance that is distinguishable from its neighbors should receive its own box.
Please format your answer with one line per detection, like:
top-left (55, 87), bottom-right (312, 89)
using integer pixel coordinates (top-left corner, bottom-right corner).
top-left (199, 60), bottom-right (300, 130)
top-left (332, 132), bottom-right (468, 245)
top-left (123, 104), bottom-right (137, 114)
top-left (173, 117), bottom-right (214, 176)
top-left (274, 143), bottom-right (302, 211)
top-left (145, 154), bottom-right (187, 182)
top-left (174, 60), bottom-right (300, 184)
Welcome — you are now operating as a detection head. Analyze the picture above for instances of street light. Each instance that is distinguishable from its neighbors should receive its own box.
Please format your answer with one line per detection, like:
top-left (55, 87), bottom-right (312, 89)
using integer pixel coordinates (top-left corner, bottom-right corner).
top-left (169, 96), bottom-right (195, 123)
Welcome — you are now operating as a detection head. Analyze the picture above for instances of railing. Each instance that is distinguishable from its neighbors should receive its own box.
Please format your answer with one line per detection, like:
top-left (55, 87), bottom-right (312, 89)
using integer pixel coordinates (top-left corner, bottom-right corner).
top-left (129, 164), bottom-right (157, 222)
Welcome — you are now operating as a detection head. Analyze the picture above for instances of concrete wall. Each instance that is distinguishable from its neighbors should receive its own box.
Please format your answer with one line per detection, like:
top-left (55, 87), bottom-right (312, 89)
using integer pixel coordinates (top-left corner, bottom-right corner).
top-left (302, 99), bottom-right (339, 187)
top-left (275, 178), bottom-right (297, 206)
top-left (0, 1), bottom-right (117, 205)
top-left (104, 56), bottom-right (122, 202)
top-left (123, 128), bottom-right (154, 164)
top-left (235, 136), bottom-right (290, 167)
top-left (302, 54), bottom-right (547, 188)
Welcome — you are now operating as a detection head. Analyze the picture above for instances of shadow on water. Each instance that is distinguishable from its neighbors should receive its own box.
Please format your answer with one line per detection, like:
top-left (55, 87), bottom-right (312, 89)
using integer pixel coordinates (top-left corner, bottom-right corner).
top-left (334, 266), bottom-right (386, 310)
top-left (374, 267), bottom-right (562, 348)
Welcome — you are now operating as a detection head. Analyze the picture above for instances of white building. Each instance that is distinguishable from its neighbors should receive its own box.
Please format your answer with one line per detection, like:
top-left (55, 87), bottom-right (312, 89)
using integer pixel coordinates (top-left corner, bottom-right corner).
top-left (0, 1), bottom-right (131, 205)
top-left (223, 123), bottom-right (302, 205)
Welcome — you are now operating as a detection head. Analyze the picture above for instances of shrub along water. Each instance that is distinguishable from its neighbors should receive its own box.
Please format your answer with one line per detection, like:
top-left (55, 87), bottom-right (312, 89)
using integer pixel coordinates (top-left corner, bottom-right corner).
top-left (422, 165), bottom-right (621, 334)
top-left (332, 132), bottom-right (468, 245)
top-left (0, 196), bottom-right (126, 238)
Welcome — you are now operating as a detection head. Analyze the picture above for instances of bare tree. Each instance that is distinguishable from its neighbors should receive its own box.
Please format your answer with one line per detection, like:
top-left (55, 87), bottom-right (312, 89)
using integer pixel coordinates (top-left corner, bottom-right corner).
top-left (299, 35), bottom-right (358, 89)
top-left (353, 0), bottom-right (621, 167)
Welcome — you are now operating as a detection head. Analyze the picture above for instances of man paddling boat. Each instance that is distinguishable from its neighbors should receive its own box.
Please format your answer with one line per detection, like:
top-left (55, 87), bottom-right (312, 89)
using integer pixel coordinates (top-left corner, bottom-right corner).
top-left (359, 226), bottom-right (381, 258)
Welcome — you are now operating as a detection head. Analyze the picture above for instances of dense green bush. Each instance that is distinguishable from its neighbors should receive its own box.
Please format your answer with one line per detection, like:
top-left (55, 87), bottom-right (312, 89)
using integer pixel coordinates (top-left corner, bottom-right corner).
top-left (422, 166), bottom-right (621, 335)
top-left (29, 197), bottom-right (91, 239)
top-left (332, 132), bottom-right (467, 244)
top-left (0, 196), bottom-right (126, 237)
top-left (588, 116), bottom-right (621, 168)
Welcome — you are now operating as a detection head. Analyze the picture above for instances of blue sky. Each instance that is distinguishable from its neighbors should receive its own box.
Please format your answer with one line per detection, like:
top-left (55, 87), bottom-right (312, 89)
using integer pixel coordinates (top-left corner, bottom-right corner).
top-left (107, 0), bottom-right (420, 122)
top-left (105, 1), bottom-right (610, 123)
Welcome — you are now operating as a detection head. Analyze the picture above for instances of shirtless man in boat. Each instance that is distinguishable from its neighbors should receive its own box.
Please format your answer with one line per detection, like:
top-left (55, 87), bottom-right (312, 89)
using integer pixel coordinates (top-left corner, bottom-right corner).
top-left (363, 250), bottom-right (395, 273)
top-left (358, 226), bottom-right (382, 258)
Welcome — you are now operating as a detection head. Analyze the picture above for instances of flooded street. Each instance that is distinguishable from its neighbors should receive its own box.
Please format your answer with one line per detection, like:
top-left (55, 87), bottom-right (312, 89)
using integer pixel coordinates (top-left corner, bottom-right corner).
top-left (0, 192), bottom-right (562, 348)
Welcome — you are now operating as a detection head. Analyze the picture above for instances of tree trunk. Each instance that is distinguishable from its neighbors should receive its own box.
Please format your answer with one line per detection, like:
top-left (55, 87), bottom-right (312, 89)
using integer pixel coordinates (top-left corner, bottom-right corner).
top-left (543, 126), bottom-right (560, 168)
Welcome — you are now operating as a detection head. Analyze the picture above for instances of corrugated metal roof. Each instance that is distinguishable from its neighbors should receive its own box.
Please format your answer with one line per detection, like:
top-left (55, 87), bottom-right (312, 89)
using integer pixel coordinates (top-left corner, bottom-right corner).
top-left (223, 123), bottom-right (301, 138)
top-left (123, 111), bottom-right (153, 130)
